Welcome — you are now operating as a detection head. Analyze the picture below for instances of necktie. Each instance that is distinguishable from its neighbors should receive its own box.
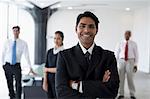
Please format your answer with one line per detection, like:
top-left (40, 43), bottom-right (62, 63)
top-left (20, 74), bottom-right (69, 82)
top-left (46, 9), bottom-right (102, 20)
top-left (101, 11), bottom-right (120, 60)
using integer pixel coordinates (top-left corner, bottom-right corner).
top-left (125, 41), bottom-right (128, 61)
top-left (85, 51), bottom-right (91, 67)
top-left (12, 41), bottom-right (16, 65)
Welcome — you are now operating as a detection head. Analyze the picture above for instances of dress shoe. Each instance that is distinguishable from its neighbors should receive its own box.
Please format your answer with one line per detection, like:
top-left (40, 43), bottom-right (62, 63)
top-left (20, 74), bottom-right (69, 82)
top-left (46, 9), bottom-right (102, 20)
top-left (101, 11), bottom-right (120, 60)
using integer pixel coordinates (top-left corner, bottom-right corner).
top-left (117, 95), bottom-right (124, 99)
top-left (131, 96), bottom-right (136, 99)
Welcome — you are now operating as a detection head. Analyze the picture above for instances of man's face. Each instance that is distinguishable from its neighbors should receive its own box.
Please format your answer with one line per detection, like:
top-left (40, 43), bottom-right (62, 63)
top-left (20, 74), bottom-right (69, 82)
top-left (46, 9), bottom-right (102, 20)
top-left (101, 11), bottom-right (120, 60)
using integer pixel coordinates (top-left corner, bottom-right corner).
top-left (76, 17), bottom-right (97, 48)
top-left (13, 28), bottom-right (20, 39)
top-left (125, 31), bottom-right (131, 41)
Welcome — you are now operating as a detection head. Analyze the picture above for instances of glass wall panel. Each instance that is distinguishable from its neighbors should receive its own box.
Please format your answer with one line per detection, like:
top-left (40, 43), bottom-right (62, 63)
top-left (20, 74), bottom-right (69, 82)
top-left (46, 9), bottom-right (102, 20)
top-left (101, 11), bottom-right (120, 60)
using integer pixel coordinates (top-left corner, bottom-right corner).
top-left (0, 2), bottom-right (35, 68)
top-left (18, 9), bottom-right (35, 67)
top-left (0, 3), bottom-right (8, 65)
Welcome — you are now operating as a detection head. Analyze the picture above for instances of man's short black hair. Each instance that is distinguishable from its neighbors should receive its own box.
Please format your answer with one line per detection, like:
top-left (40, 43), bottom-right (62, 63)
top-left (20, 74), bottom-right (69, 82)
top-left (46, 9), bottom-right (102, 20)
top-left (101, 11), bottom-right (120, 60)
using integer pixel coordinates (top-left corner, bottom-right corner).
top-left (12, 26), bottom-right (20, 31)
top-left (76, 11), bottom-right (99, 29)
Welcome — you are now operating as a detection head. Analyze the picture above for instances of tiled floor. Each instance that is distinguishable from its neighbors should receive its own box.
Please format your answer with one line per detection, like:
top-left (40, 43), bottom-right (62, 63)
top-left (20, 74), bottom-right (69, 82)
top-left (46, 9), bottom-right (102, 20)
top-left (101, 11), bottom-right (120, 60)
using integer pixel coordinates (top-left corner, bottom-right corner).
top-left (0, 67), bottom-right (9, 99)
top-left (122, 71), bottom-right (150, 99)
top-left (0, 67), bottom-right (150, 99)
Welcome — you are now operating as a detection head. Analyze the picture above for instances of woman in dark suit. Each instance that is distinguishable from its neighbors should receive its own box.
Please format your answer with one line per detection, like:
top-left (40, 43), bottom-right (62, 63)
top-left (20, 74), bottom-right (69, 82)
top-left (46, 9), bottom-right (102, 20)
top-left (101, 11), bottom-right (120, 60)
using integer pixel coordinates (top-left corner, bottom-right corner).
top-left (42, 31), bottom-right (64, 99)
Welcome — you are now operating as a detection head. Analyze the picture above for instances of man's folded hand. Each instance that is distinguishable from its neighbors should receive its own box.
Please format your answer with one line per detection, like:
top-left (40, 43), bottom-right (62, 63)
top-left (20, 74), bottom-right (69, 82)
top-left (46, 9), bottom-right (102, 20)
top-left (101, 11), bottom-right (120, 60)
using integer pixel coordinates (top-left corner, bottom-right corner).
top-left (103, 70), bottom-right (111, 82)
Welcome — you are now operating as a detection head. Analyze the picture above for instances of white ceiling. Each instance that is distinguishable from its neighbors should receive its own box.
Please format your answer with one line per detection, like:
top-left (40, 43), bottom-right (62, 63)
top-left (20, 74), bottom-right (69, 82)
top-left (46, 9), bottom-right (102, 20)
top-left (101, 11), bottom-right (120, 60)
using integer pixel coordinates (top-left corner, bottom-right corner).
top-left (1, 0), bottom-right (150, 11)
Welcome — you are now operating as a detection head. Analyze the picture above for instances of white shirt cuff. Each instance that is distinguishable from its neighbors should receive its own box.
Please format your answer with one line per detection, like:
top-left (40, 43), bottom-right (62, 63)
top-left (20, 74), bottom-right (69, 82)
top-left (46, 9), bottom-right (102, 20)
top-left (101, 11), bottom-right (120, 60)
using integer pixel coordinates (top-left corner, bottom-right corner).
top-left (79, 81), bottom-right (83, 93)
top-left (71, 82), bottom-right (78, 90)
top-left (71, 81), bottom-right (83, 93)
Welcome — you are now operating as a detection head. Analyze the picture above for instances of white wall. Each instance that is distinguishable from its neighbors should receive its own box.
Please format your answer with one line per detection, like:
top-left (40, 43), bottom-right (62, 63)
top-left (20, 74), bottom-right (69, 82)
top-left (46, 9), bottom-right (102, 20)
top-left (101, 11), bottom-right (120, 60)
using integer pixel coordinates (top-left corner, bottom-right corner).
top-left (133, 7), bottom-right (150, 73)
top-left (47, 6), bottom-right (150, 73)
top-left (47, 10), bottom-right (79, 50)
top-left (94, 9), bottom-right (134, 51)
top-left (148, 6), bottom-right (150, 73)
top-left (47, 9), bottom-right (134, 51)
top-left (18, 9), bottom-right (35, 67)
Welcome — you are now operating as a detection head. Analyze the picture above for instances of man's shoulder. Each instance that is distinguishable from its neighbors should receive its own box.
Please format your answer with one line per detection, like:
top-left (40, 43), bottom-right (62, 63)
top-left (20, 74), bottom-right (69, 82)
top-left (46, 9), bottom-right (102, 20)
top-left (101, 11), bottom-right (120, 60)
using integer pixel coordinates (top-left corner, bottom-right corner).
top-left (4, 39), bottom-right (13, 45)
top-left (61, 46), bottom-right (76, 53)
top-left (18, 39), bottom-right (28, 45)
top-left (96, 45), bottom-right (114, 56)
top-left (130, 40), bottom-right (137, 44)
top-left (5, 39), bottom-right (11, 43)
top-left (103, 49), bottom-right (114, 55)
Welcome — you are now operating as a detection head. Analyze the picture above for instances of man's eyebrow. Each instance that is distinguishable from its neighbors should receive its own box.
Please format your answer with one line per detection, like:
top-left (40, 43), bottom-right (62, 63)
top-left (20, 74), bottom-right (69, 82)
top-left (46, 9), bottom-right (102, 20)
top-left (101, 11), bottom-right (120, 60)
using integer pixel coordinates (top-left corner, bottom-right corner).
top-left (79, 23), bottom-right (86, 25)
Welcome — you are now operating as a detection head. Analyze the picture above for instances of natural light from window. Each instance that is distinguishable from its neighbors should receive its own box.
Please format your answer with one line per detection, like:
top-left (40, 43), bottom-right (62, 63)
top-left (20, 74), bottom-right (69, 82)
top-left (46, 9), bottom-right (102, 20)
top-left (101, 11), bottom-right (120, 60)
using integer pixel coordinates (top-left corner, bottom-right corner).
top-left (0, 2), bottom-right (35, 71)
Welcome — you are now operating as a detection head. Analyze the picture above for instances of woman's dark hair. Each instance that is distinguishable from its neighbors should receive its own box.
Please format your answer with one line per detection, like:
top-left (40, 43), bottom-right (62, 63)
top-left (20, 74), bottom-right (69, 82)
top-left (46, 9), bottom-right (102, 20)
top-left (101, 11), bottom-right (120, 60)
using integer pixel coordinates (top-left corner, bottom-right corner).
top-left (76, 11), bottom-right (99, 29)
top-left (55, 31), bottom-right (64, 41)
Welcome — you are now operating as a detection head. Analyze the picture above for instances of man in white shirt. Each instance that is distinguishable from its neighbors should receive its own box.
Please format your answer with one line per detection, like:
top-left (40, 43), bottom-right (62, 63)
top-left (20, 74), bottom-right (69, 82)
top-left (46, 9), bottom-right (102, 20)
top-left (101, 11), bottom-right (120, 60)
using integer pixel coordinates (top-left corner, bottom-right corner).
top-left (2, 26), bottom-right (35, 99)
top-left (115, 30), bottom-right (138, 99)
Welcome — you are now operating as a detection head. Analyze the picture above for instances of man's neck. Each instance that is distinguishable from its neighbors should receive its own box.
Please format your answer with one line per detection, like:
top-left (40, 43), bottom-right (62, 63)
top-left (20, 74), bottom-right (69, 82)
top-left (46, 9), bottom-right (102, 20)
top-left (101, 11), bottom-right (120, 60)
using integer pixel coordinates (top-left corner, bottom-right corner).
top-left (79, 42), bottom-right (95, 55)
top-left (81, 43), bottom-right (93, 49)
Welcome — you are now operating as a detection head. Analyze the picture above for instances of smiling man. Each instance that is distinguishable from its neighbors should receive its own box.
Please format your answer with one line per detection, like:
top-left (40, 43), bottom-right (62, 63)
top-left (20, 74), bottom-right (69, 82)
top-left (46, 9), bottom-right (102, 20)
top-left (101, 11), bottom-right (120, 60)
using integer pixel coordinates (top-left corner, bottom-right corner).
top-left (55, 11), bottom-right (119, 99)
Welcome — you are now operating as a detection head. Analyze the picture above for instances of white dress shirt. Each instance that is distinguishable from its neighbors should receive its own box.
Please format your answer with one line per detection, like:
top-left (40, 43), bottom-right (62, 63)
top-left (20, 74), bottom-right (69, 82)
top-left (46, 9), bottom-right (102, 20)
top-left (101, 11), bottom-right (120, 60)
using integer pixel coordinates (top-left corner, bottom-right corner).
top-left (115, 40), bottom-right (138, 65)
top-left (2, 38), bottom-right (31, 67)
top-left (79, 41), bottom-right (95, 55)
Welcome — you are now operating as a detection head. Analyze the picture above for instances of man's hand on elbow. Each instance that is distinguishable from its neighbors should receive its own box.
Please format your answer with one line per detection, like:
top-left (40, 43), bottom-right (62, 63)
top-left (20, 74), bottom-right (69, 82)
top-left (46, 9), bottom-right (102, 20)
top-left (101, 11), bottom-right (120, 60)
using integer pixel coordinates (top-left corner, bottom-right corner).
top-left (69, 80), bottom-right (83, 93)
top-left (69, 80), bottom-right (79, 89)
top-left (102, 70), bottom-right (111, 82)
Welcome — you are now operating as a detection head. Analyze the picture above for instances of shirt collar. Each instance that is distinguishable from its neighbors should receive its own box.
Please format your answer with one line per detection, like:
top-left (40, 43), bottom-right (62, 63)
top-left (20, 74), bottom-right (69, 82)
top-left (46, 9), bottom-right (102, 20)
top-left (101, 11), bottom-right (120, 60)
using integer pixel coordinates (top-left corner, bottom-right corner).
top-left (79, 41), bottom-right (95, 55)
top-left (13, 38), bottom-right (19, 42)
top-left (53, 45), bottom-right (64, 54)
top-left (124, 39), bottom-right (130, 43)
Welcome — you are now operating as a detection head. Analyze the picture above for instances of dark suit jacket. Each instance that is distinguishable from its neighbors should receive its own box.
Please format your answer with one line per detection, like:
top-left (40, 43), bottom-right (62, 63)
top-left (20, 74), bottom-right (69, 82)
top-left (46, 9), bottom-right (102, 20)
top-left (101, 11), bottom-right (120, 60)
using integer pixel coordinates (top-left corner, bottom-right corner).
top-left (55, 44), bottom-right (119, 99)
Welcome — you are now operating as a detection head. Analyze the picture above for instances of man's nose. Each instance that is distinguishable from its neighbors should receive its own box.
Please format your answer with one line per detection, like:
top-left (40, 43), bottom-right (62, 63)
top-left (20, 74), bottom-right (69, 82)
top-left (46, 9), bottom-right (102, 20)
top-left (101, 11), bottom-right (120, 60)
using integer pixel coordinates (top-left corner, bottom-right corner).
top-left (83, 26), bottom-right (90, 32)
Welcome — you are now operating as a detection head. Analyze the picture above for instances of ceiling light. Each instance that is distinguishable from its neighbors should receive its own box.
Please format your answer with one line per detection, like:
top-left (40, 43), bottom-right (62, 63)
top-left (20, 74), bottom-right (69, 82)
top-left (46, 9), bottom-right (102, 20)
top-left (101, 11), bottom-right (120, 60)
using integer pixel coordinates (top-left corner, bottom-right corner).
top-left (67, 7), bottom-right (73, 9)
top-left (125, 8), bottom-right (130, 11)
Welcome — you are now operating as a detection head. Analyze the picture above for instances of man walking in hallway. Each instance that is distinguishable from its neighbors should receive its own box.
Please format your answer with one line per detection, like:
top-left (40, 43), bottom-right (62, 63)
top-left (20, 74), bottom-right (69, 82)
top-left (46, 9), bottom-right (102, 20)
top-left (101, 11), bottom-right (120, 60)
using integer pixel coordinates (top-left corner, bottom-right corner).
top-left (2, 26), bottom-right (35, 99)
top-left (115, 30), bottom-right (139, 99)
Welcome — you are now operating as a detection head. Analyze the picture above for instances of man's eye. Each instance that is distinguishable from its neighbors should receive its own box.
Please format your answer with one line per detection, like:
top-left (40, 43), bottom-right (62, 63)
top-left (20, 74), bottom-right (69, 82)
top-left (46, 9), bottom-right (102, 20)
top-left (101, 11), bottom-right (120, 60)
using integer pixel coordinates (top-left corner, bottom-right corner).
top-left (89, 25), bottom-right (96, 29)
top-left (79, 25), bottom-right (85, 29)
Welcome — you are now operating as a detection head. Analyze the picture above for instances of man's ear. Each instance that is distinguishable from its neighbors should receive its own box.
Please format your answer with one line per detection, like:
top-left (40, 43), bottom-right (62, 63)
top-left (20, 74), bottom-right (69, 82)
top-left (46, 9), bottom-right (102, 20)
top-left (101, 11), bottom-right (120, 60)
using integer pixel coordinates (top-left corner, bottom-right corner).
top-left (96, 28), bottom-right (98, 34)
top-left (75, 26), bottom-right (77, 32)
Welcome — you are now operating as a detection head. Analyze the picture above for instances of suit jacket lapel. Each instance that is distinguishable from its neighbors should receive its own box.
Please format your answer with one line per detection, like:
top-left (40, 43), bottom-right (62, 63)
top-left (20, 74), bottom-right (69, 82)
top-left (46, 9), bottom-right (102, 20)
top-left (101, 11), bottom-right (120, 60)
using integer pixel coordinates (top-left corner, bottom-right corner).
top-left (74, 44), bottom-right (87, 72)
top-left (86, 45), bottom-right (103, 78)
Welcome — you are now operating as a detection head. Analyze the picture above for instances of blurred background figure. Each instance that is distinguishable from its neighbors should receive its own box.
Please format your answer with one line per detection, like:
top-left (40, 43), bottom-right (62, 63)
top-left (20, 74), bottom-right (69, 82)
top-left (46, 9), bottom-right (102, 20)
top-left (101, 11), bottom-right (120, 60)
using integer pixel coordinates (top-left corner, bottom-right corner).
top-left (2, 26), bottom-right (36, 99)
top-left (115, 30), bottom-right (138, 99)
top-left (42, 31), bottom-right (64, 99)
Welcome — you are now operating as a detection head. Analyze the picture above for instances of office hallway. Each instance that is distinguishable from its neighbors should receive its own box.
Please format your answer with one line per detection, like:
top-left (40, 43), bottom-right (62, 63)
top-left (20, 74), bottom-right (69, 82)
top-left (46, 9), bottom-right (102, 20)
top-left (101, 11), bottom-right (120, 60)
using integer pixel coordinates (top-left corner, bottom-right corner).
top-left (123, 71), bottom-right (150, 99)
top-left (0, 67), bottom-right (150, 99)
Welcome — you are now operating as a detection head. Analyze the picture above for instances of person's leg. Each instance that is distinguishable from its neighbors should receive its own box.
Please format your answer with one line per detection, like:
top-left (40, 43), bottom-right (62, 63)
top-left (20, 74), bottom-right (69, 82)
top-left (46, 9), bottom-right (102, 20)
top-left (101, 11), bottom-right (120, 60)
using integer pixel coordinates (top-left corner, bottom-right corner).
top-left (118, 59), bottom-right (126, 96)
top-left (3, 64), bottom-right (15, 98)
top-left (51, 79), bottom-right (56, 98)
top-left (47, 78), bottom-right (53, 99)
top-left (126, 59), bottom-right (135, 97)
top-left (13, 64), bottom-right (22, 99)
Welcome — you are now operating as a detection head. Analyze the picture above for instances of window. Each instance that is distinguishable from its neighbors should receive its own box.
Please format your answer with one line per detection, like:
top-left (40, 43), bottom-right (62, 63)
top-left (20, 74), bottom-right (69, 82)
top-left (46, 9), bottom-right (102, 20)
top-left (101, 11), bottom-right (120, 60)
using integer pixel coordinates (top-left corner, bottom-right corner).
top-left (0, 2), bottom-right (35, 68)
